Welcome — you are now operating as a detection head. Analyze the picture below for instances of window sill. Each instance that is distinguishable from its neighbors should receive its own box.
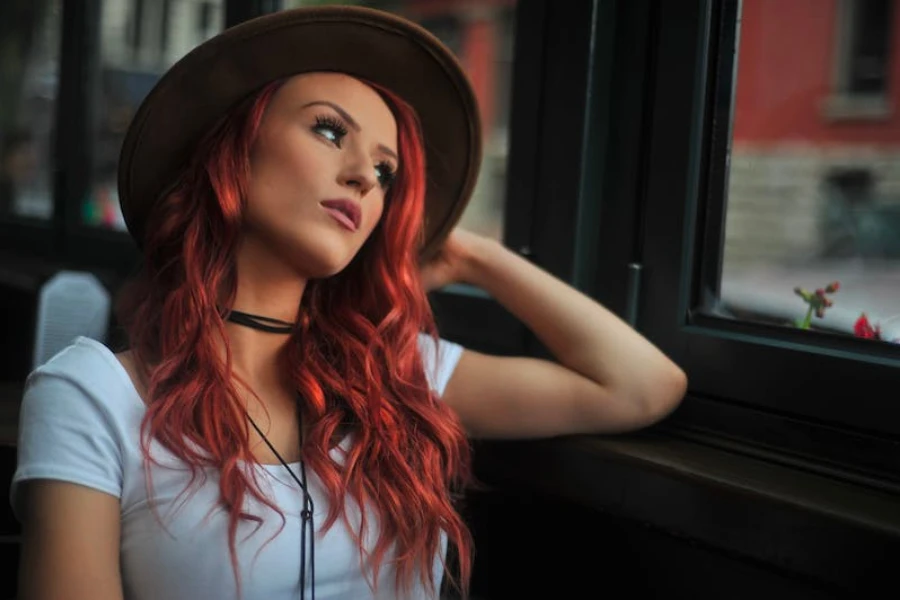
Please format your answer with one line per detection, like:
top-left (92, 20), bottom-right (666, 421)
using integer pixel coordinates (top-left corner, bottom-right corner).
top-left (720, 259), bottom-right (900, 340)
top-left (473, 426), bottom-right (900, 593)
top-left (820, 94), bottom-right (892, 121)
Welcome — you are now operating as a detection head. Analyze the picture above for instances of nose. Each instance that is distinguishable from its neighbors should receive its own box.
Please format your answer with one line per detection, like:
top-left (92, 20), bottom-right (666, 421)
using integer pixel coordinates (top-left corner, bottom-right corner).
top-left (338, 149), bottom-right (377, 197)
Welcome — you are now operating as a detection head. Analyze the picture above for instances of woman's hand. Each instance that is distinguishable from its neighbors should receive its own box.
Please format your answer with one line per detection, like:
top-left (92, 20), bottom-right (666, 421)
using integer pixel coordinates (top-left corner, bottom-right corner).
top-left (419, 228), bottom-right (491, 292)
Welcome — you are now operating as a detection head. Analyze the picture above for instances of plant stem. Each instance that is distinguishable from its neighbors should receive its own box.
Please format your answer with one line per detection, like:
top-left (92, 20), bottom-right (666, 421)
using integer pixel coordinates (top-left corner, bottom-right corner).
top-left (800, 305), bottom-right (814, 329)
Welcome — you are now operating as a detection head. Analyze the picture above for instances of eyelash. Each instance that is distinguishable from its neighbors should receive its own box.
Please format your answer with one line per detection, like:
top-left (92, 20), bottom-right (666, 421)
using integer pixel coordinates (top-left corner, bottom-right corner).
top-left (312, 114), bottom-right (348, 145)
top-left (375, 161), bottom-right (396, 190)
top-left (312, 114), bottom-right (397, 190)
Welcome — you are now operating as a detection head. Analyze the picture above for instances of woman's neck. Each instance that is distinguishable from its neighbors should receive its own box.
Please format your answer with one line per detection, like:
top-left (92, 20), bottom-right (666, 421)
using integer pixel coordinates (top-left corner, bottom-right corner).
top-left (222, 320), bottom-right (294, 391)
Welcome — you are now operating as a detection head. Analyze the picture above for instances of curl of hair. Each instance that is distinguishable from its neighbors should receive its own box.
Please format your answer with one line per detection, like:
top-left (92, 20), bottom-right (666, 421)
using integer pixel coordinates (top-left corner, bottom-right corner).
top-left (116, 79), bottom-right (474, 598)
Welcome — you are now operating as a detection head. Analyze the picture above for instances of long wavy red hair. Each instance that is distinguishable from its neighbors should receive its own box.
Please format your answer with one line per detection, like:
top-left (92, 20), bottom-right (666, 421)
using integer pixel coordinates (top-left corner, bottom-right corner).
top-left (116, 78), bottom-right (474, 598)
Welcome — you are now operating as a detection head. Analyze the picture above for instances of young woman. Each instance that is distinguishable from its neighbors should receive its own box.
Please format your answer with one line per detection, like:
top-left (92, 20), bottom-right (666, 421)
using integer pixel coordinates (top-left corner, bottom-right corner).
top-left (11, 6), bottom-right (686, 600)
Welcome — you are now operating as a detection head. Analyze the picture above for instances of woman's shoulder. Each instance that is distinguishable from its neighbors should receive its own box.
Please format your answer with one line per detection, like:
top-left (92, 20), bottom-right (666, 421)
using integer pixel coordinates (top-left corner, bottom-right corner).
top-left (25, 336), bottom-right (142, 414)
top-left (13, 337), bottom-right (136, 513)
top-left (33, 336), bottom-right (122, 378)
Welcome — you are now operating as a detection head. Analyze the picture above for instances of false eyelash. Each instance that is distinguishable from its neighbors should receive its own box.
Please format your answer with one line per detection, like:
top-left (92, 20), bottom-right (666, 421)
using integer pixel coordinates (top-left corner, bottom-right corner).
top-left (376, 161), bottom-right (397, 189)
top-left (313, 114), bottom-right (349, 139)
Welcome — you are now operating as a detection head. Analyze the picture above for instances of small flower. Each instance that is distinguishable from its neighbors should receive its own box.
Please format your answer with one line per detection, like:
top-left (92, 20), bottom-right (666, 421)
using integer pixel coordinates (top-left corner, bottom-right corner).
top-left (854, 313), bottom-right (882, 340)
top-left (794, 280), bottom-right (839, 328)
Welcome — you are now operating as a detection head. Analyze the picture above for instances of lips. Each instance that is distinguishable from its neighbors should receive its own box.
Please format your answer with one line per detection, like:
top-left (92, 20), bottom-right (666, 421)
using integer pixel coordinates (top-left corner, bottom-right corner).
top-left (320, 199), bottom-right (361, 232)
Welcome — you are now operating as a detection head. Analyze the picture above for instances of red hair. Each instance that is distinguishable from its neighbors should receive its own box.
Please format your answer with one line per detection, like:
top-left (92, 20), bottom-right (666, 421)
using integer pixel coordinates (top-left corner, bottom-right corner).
top-left (116, 79), bottom-right (474, 597)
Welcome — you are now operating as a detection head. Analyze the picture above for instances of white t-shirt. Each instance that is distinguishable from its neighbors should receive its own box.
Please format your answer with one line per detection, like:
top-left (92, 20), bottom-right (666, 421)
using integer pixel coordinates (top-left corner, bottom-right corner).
top-left (11, 334), bottom-right (465, 600)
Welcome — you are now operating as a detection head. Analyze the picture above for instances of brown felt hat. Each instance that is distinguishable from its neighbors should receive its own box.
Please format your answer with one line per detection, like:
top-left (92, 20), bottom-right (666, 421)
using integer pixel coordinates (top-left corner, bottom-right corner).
top-left (118, 5), bottom-right (482, 260)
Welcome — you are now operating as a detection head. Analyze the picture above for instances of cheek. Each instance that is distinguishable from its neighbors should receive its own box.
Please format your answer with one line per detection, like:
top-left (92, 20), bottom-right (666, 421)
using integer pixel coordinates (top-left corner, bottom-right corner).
top-left (249, 133), bottom-right (326, 208)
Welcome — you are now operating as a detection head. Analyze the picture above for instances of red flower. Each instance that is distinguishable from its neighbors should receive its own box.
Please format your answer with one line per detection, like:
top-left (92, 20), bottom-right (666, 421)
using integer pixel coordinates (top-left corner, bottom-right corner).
top-left (854, 313), bottom-right (881, 340)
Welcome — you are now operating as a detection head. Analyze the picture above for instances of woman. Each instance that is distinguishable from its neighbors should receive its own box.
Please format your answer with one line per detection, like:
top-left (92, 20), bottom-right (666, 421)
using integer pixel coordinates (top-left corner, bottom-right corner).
top-left (11, 6), bottom-right (686, 600)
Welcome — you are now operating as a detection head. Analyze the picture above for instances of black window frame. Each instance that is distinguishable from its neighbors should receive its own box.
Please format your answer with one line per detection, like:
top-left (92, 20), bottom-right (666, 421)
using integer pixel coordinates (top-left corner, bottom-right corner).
top-left (633, 0), bottom-right (900, 490)
top-left (0, 0), bottom-right (81, 261)
top-left (0, 0), bottom-right (286, 277)
top-left (433, 0), bottom-right (604, 358)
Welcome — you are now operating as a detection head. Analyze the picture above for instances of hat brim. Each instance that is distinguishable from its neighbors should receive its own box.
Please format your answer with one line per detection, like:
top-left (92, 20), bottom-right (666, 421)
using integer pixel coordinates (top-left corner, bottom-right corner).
top-left (118, 6), bottom-right (482, 261)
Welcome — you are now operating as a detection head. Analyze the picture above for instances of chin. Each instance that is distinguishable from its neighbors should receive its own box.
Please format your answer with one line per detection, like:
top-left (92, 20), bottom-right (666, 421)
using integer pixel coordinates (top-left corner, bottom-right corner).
top-left (290, 239), bottom-right (363, 279)
top-left (251, 220), bottom-right (367, 279)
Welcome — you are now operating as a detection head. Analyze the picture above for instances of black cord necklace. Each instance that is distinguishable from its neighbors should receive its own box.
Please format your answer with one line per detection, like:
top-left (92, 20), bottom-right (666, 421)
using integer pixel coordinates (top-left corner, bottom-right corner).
top-left (229, 308), bottom-right (314, 598)
top-left (247, 415), bottom-right (316, 600)
top-left (226, 309), bottom-right (295, 334)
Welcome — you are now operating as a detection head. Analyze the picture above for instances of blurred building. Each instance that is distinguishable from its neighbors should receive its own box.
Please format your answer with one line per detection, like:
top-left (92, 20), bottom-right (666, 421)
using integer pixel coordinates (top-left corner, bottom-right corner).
top-left (725, 0), bottom-right (900, 268)
top-left (99, 0), bottom-right (223, 71)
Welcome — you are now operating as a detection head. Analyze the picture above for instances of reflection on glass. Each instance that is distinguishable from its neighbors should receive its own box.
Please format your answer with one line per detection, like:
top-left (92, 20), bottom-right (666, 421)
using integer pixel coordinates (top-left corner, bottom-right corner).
top-left (719, 0), bottom-right (900, 343)
top-left (282, 0), bottom-right (517, 241)
top-left (0, 0), bottom-right (61, 221)
top-left (86, 0), bottom-right (224, 230)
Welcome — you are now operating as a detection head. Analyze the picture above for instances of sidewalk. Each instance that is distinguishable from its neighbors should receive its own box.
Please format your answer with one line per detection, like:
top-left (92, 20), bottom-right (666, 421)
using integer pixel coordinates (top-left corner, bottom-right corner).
top-left (720, 258), bottom-right (900, 340)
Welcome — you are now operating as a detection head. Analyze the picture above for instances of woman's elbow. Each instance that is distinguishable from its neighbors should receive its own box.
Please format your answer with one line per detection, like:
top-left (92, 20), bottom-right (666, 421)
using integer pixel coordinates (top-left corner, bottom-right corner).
top-left (644, 364), bottom-right (688, 424)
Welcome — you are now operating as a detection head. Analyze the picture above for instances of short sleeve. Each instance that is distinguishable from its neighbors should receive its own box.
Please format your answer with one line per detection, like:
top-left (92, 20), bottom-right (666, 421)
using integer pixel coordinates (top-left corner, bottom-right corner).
top-left (417, 333), bottom-right (465, 397)
top-left (10, 366), bottom-right (124, 519)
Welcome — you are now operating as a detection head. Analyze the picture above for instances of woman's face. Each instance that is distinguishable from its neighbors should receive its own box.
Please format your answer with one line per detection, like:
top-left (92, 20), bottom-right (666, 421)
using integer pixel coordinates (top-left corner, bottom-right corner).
top-left (242, 72), bottom-right (399, 278)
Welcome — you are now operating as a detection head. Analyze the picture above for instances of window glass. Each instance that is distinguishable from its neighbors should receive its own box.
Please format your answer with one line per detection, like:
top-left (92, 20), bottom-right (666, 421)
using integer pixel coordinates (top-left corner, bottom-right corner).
top-left (0, 0), bottom-right (61, 222)
top-left (85, 0), bottom-right (225, 230)
top-left (716, 0), bottom-right (900, 344)
top-left (281, 0), bottom-right (518, 242)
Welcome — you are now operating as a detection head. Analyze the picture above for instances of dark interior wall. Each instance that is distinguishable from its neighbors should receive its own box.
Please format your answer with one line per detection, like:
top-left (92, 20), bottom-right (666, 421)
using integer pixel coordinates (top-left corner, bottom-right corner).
top-left (464, 487), bottom-right (847, 600)
top-left (0, 445), bottom-right (19, 598)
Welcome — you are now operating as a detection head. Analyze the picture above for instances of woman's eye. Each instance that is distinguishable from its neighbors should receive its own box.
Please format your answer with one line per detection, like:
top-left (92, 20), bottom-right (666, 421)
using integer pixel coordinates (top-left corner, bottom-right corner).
top-left (319, 128), bottom-right (339, 143)
top-left (312, 115), bottom-right (348, 147)
top-left (375, 162), bottom-right (396, 190)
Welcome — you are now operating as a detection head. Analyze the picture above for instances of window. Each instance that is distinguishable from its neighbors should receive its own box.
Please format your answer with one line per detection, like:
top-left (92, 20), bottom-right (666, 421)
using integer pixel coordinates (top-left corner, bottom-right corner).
top-left (635, 0), bottom-right (900, 487)
top-left (84, 0), bottom-right (225, 231)
top-left (0, 0), bottom-right (61, 223)
top-left (825, 0), bottom-right (895, 118)
top-left (843, 0), bottom-right (892, 94)
top-left (719, 0), bottom-right (900, 345)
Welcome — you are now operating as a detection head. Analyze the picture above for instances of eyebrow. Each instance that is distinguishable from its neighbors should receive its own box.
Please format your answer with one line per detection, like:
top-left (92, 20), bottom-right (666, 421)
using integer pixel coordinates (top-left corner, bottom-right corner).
top-left (301, 100), bottom-right (399, 162)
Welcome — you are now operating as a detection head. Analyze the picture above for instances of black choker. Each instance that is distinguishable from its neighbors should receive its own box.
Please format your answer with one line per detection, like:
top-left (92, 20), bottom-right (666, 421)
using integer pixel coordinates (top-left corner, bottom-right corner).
top-left (226, 309), bottom-right (295, 334)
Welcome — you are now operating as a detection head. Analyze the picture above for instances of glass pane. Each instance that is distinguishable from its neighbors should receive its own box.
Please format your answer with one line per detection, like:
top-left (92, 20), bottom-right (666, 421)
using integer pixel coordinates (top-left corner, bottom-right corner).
top-left (0, 0), bottom-right (61, 221)
top-left (280, 0), bottom-right (517, 241)
top-left (717, 0), bottom-right (900, 345)
top-left (85, 0), bottom-right (225, 230)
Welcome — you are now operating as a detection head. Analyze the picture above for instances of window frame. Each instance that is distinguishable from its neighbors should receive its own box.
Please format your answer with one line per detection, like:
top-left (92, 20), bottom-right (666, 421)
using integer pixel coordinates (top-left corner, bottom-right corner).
top-left (0, 0), bottom-right (76, 259)
top-left (634, 0), bottom-right (900, 489)
top-left (506, 0), bottom-right (612, 357)
top-left (426, 0), bottom-right (552, 356)
top-left (1, 0), bottom-right (266, 275)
